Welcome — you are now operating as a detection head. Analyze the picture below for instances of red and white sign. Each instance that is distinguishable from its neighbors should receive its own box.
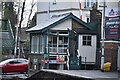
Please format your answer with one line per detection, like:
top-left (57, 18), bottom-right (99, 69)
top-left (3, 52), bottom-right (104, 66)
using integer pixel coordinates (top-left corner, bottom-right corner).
top-left (41, 59), bottom-right (50, 62)
top-left (105, 8), bottom-right (120, 17)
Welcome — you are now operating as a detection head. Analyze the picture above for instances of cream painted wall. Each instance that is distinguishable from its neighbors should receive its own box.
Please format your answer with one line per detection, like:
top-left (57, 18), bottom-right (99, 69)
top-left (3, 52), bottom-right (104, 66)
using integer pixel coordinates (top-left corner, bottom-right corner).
top-left (78, 35), bottom-right (97, 64)
top-left (51, 19), bottom-right (72, 30)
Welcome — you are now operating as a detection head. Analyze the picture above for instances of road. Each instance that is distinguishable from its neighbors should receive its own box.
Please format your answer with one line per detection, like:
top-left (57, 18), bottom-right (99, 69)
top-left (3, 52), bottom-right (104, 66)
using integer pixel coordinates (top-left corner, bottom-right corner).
top-left (0, 73), bottom-right (28, 80)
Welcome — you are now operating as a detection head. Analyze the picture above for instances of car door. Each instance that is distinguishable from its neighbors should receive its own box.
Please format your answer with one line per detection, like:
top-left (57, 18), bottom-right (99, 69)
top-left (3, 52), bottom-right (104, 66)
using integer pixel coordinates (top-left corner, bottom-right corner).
top-left (4, 60), bottom-right (18, 72)
top-left (15, 60), bottom-right (26, 72)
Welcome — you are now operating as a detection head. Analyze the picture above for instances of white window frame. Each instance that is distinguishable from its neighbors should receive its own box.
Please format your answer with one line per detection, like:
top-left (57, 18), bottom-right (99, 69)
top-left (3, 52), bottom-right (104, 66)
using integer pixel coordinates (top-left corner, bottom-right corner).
top-left (48, 32), bottom-right (69, 54)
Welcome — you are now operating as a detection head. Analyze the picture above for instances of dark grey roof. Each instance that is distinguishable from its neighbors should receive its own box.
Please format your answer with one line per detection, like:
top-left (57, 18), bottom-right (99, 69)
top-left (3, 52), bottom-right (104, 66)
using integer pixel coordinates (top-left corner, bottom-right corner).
top-left (27, 13), bottom-right (97, 33)
top-left (73, 28), bottom-right (97, 35)
top-left (0, 31), bottom-right (14, 50)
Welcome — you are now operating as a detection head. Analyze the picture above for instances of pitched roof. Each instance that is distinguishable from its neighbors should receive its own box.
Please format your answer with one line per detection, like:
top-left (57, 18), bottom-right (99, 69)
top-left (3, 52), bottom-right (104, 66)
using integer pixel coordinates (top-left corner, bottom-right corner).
top-left (0, 31), bottom-right (14, 50)
top-left (26, 13), bottom-right (97, 33)
top-left (0, 20), bottom-right (14, 50)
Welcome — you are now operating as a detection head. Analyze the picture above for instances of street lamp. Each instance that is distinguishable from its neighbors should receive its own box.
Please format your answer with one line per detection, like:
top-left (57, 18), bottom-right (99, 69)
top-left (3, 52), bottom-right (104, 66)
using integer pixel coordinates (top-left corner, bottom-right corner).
top-left (100, 0), bottom-right (106, 71)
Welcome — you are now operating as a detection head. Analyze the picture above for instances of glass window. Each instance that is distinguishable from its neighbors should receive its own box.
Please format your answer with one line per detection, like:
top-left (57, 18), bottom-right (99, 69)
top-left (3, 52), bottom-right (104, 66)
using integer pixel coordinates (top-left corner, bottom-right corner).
top-left (9, 61), bottom-right (20, 64)
top-left (31, 34), bottom-right (39, 54)
top-left (17, 60), bottom-right (28, 63)
top-left (34, 35), bottom-right (39, 53)
top-left (83, 36), bottom-right (92, 46)
top-left (31, 36), bottom-right (35, 53)
top-left (40, 35), bottom-right (44, 53)
top-left (48, 32), bottom-right (68, 54)
top-left (85, 0), bottom-right (94, 8)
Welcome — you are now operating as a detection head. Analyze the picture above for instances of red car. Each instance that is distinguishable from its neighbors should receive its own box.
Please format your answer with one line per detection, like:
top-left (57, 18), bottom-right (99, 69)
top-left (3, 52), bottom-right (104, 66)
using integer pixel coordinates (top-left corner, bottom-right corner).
top-left (0, 58), bottom-right (29, 73)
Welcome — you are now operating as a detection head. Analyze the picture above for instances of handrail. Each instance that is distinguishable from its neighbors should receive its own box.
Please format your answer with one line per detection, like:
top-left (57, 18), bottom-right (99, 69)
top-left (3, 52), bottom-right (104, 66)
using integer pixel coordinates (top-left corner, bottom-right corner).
top-left (67, 49), bottom-right (70, 70)
top-left (77, 49), bottom-right (80, 58)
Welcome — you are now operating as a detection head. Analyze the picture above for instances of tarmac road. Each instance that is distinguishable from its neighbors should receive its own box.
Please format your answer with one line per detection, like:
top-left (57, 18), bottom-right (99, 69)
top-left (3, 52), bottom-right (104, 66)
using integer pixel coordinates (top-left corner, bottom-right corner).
top-left (0, 72), bottom-right (28, 80)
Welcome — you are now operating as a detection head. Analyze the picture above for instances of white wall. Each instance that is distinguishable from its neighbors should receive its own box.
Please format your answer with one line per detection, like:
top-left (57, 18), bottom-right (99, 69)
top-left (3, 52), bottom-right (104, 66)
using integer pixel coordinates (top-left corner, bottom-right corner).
top-left (78, 35), bottom-right (97, 64)
top-left (37, 1), bottom-right (80, 12)
top-left (36, 1), bottom-right (91, 24)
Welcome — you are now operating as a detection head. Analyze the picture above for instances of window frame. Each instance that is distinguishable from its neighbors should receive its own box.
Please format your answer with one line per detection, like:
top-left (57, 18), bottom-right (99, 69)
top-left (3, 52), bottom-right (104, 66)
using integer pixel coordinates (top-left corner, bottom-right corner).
top-left (82, 35), bottom-right (92, 46)
top-left (31, 34), bottom-right (39, 54)
top-left (85, 0), bottom-right (94, 8)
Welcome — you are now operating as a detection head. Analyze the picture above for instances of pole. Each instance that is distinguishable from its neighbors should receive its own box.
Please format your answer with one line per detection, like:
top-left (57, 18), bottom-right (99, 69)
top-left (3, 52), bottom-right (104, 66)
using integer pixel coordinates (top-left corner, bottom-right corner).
top-left (14, 0), bottom-right (20, 58)
top-left (101, 0), bottom-right (106, 71)
top-left (18, 0), bottom-right (26, 58)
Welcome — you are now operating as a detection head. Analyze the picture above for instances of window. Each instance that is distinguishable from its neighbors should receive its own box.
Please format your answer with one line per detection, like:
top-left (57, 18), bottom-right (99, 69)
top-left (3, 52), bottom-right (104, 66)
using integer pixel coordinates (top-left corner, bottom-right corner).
top-left (40, 35), bottom-right (44, 53)
top-left (83, 36), bottom-right (92, 46)
top-left (48, 32), bottom-right (68, 54)
top-left (31, 34), bottom-right (39, 53)
top-left (31, 36), bottom-right (35, 53)
top-left (87, 18), bottom-right (90, 23)
top-left (85, 0), bottom-right (94, 8)
top-left (17, 60), bottom-right (28, 63)
top-left (9, 61), bottom-right (20, 64)
top-left (34, 36), bottom-right (39, 53)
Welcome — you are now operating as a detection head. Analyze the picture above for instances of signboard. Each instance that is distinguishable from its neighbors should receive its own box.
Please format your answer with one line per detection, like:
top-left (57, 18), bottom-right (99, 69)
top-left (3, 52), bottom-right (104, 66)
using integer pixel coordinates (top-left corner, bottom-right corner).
top-left (56, 55), bottom-right (65, 63)
top-left (41, 59), bottom-right (50, 62)
top-left (48, 55), bottom-right (65, 64)
top-left (49, 60), bottom-right (57, 63)
top-left (105, 8), bottom-right (120, 40)
top-left (33, 58), bottom-right (38, 63)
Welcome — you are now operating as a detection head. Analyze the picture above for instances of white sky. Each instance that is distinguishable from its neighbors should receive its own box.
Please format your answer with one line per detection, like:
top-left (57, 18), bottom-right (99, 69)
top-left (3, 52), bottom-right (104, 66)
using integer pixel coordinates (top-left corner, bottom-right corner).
top-left (21, 0), bottom-right (37, 27)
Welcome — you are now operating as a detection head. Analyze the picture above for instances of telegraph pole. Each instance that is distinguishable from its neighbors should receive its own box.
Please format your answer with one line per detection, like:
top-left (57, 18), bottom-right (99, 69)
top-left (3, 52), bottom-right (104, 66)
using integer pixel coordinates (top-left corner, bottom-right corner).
top-left (14, 0), bottom-right (20, 58)
top-left (101, 0), bottom-right (106, 71)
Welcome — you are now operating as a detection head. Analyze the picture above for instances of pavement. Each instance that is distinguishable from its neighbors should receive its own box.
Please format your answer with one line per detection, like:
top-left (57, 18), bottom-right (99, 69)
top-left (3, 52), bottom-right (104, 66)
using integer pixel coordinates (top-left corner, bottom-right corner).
top-left (41, 69), bottom-right (120, 80)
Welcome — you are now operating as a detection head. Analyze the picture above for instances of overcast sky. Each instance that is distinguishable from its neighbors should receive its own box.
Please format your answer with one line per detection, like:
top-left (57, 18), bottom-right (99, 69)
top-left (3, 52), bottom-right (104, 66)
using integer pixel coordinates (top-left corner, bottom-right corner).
top-left (22, 0), bottom-right (37, 27)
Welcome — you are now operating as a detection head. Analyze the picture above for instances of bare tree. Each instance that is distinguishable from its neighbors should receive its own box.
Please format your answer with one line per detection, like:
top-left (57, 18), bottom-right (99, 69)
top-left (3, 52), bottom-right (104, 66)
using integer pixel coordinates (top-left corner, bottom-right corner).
top-left (26, 0), bottom-right (36, 28)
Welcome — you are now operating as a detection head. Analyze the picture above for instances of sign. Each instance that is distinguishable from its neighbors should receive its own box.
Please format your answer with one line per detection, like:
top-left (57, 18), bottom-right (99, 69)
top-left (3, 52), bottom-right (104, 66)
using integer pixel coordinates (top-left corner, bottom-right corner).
top-left (43, 54), bottom-right (49, 58)
top-left (105, 8), bottom-right (120, 40)
top-left (49, 60), bottom-right (57, 63)
top-left (33, 58), bottom-right (38, 63)
top-left (41, 59), bottom-right (50, 62)
top-left (56, 55), bottom-right (65, 63)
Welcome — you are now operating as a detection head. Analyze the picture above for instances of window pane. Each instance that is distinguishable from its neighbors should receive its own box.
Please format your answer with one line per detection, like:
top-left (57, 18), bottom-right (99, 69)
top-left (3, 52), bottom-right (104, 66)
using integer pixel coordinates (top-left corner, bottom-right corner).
top-left (83, 41), bottom-right (86, 45)
top-left (31, 36), bottom-right (35, 53)
top-left (64, 37), bottom-right (68, 44)
top-left (87, 36), bottom-right (91, 40)
top-left (87, 41), bottom-right (91, 45)
top-left (83, 36), bottom-right (86, 40)
top-left (83, 36), bottom-right (91, 46)
top-left (53, 37), bottom-right (57, 44)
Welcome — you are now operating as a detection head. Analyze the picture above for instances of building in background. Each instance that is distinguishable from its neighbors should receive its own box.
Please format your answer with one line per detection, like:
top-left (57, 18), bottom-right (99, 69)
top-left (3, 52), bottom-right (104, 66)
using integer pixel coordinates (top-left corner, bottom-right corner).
top-left (103, 1), bottom-right (120, 71)
top-left (36, 0), bottom-right (99, 24)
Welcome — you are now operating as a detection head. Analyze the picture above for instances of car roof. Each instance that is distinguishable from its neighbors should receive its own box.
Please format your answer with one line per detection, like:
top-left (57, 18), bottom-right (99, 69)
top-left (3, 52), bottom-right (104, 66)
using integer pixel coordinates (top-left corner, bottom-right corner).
top-left (0, 58), bottom-right (28, 65)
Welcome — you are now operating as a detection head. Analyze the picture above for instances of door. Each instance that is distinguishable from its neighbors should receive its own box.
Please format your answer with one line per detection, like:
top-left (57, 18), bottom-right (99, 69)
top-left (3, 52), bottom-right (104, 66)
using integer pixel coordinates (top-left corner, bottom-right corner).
top-left (4, 60), bottom-right (18, 72)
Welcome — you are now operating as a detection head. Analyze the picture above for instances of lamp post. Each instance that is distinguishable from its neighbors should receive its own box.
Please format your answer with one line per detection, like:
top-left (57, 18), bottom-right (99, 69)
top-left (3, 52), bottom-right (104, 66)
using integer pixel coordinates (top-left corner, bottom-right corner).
top-left (101, 0), bottom-right (106, 71)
